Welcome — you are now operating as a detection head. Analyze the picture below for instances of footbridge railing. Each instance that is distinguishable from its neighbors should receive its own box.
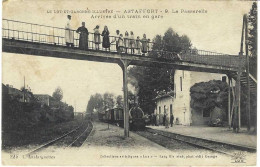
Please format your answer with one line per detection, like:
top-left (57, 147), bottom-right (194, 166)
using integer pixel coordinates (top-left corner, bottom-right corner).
top-left (2, 18), bottom-right (245, 69)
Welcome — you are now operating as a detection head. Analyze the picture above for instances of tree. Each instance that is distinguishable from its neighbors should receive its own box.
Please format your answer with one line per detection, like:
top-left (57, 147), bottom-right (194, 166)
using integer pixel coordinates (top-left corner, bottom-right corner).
top-left (190, 80), bottom-right (229, 115)
top-left (248, 2), bottom-right (257, 78)
top-left (116, 95), bottom-right (123, 108)
top-left (103, 92), bottom-right (115, 110)
top-left (128, 28), bottom-right (192, 114)
top-left (86, 93), bottom-right (103, 114)
top-left (52, 87), bottom-right (63, 101)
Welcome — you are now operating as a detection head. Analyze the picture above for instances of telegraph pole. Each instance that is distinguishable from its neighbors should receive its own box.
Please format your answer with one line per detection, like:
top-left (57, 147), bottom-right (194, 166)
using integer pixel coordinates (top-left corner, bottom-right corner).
top-left (228, 75), bottom-right (231, 129)
top-left (244, 14), bottom-right (251, 131)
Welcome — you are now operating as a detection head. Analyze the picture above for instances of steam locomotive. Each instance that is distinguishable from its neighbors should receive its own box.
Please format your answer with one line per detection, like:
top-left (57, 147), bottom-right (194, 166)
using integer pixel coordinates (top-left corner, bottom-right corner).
top-left (98, 97), bottom-right (146, 130)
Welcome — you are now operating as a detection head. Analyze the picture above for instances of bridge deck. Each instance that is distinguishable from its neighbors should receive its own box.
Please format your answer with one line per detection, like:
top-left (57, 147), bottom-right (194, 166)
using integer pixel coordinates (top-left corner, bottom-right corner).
top-left (3, 38), bottom-right (242, 74)
top-left (2, 18), bottom-right (246, 74)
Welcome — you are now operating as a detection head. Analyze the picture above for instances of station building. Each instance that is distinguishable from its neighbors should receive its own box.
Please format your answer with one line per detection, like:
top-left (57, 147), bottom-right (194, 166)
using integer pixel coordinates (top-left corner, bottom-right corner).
top-left (154, 70), bottom-right (225, 126)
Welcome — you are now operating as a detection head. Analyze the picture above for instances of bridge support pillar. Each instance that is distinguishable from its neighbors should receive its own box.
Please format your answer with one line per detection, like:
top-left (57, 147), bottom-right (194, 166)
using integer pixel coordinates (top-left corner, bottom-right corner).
top-left (228, 75), bottom-right (231, 129)
top-left (238, 77), bottom-right (241, 131)
top-left (245, 15), bottom-right (251, 131)
top-left (119, 59), bottom-right (130, 138)
top-left (233, 64), bottom-right (242, 133)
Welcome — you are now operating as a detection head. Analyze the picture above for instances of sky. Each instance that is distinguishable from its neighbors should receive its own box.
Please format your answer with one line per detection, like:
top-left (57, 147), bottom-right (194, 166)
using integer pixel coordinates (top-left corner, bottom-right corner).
top-left (2, 0), bottom-right (254, 112)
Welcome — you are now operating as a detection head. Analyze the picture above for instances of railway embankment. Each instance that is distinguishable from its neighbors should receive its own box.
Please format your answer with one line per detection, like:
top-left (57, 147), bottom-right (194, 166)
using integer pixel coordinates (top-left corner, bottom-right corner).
top-left (2, 117), bottom-right (83, 151)
top-left (2, 84), bottom-right (75, 150)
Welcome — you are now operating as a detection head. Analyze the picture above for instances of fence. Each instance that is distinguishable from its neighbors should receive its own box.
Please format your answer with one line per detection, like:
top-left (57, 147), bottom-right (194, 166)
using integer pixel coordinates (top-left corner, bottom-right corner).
top-left (2, 18), bottom-right (245, 69)
top-left (2, 19), bottom-right (154, 54)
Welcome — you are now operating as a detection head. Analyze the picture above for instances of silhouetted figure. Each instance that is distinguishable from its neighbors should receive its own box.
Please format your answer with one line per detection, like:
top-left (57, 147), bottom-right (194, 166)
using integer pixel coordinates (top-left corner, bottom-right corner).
top-left (156, 113), bottom-right (160, 126)
top-left (141, 34), bottom-right (148, 56)
top-left (163, 114), bottom-right (166, 126)
top-left (136, 36), bottom-right (141, 54)
top-left (102, 26), bottom-right (110, 51)
top-left (170, 114), bottom-right (174, 127)
top-left (130, 31), bottom-right (135, 54)
top-left (152, 113), bottom-right (156, 126)
top-left (76, 22), bottom-right (89, 50)
top-left (165, 112), bottom-right (170, 128)
top-left (149, 114), bottom-right (153, 125)
top-left (147, 39), bottom-right (151, 52)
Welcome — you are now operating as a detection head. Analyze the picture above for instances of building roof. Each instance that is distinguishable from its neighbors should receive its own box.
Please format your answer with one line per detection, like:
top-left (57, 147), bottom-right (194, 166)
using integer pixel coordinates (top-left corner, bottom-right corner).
top-left (153, 91), bottom-right (175, 101)
top-left (34, 94), bottom-right (51, 98)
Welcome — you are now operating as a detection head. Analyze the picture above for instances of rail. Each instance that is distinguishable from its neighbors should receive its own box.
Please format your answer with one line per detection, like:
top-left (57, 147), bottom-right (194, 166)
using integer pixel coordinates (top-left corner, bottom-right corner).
top-left (2, 18), bottom-right (245, 69)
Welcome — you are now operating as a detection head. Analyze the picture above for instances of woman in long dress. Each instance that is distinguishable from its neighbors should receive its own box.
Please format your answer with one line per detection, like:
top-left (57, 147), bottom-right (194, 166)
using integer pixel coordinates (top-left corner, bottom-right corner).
top-left (76, 22), bottom-right (89, 50)
top-left (141, 34), bottom-right (148, 56)
top-left (136, 36), bottom-right (141, 54)
top-left (129, 31), bottom-right (135, 54)
top-left (124, 31), bottom-right (129, 53)
top-left (93, 25), bottom-right (101, 50)
top-left (118, 34), bottom-right (124, 53)
top-left (102, 26), bottom-right (110, 51)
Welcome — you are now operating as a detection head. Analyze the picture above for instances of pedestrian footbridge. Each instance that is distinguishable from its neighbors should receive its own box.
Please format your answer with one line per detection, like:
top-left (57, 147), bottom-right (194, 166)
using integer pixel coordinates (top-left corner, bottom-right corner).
top-left (2, 19), bottom-right (247, 72)
top-left (2, 18), bottom-right (256, 136)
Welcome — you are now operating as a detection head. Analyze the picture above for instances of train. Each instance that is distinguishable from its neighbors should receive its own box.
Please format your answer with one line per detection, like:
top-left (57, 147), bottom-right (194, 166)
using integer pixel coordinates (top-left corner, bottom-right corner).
top-left (98, 106), bottom-right (146, 131)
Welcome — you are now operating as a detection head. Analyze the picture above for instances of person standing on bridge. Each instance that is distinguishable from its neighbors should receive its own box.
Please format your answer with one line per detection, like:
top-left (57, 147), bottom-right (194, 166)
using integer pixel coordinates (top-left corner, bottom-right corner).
top-left (124, 31), bottom-right (129, 53)
top-left (141, 34), bottom-right (148, 56)
top-left (115, 30), bottom-right (120, 52)
top-left (76, 22), bottom-right (89, 51)
top-left (65, 15), bottom-right (74, 47)
top-left (102, 26), bottom-right (110, 51)
top-left (93, 25), bottom-right (101, 50)
top-left (136, 36), bottom-right (141, 54)
top-left (118, 34), bottom-right (124, 53)
top-left (147, 39), bottom-right (151, 53)
top-left (111, 30), bottom-right (120, 52)
top-left (129, 31), bottom-right (135, 54)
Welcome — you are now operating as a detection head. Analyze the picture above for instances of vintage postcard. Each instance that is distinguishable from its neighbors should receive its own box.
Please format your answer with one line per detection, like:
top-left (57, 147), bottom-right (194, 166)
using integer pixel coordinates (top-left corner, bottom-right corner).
top-left (1, 0), bottom-right (257, 166)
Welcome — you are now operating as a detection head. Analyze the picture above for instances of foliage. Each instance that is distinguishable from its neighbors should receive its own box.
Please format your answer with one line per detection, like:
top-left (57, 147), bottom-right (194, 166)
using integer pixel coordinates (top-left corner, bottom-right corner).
top-left (2, 84), bottom-right (73, 134)
top-left (248, 2), bottom-right (257, 79)
top-left (128, 28), bottom-right (192, 114)
top-left (103, 92), bottom-right (115, 110)
top-left (190, 80), bottom-right (256, 126)
top-left (52, 86), bottom-right (63, 101)
top-left (190, 80), bottom-right (229, 117)
top-left (86, 93), bottom-right (103, 114)
top-left (86, 92), bottom-right (117, 115)
top-left (116, 95), bottom-right (123, 108)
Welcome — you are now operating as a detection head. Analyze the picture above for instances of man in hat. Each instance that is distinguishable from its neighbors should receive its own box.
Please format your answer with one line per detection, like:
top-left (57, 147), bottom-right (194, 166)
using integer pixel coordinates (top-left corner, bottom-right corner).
top-left (65, 15), bottom-right (74, 47)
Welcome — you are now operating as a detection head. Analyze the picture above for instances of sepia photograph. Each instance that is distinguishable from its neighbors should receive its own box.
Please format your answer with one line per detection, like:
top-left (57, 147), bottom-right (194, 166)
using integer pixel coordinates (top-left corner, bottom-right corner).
top-left (1, 0), bottom-right (258, 166)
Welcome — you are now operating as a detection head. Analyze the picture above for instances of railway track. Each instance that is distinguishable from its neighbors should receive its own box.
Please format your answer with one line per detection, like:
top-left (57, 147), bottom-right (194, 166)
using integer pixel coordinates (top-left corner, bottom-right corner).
top-left (137, 128), bottom-right (255, 156)
top-left (27, 121), bottom-right (93, 155)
